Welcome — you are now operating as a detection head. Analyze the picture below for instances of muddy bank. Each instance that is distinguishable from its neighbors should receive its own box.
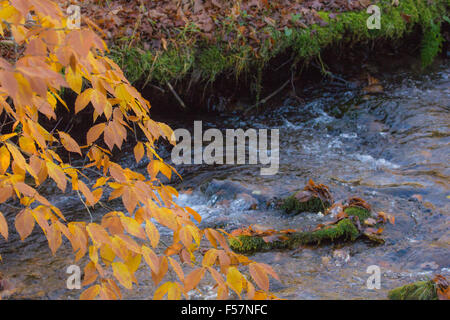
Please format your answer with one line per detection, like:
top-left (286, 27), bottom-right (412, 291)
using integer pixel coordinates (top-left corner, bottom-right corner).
top-left (52, 0), bottom-right (449, 111)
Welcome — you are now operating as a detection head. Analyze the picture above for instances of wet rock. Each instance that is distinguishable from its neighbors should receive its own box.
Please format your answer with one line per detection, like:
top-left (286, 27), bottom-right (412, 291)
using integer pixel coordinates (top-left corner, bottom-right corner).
top-left (0, 273), bottom-right (15, 299)
top-left (201, 179), bottom-right (270, 207)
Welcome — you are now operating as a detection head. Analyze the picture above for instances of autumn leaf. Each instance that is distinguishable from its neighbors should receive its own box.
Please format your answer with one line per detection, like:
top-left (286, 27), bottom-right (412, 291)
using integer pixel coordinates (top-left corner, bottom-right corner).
top-left (184, 267), bottom-right (205, 293)
top-left (80, 285), bottom-right (100, 300)
top-left (134, 142), bottom-right (145, 163)
top-left (86, 223), bottom-right (111, 246)
top-left (59, 131), bottom-right (82, 155)
top-left (112, 261), bottom-right (133, 289)
top-left (15, 209), bottom-right (35, 240)
top-left (0, 211), bottom-right (8, 241)
top-left (86, 123), bottom-right (106, 145)
top-left (226, 267), bottom-right (243, 297)
top-left (249, 263), bottom-right (269, 292)
top-left (120, 216), bottom-right (146, 239)
top-left (75, 88), bottom-right (94, 113)
top-left (145, 220), bottom-right (160, 248)
top-left (0, 146), bottom-right (10, 174)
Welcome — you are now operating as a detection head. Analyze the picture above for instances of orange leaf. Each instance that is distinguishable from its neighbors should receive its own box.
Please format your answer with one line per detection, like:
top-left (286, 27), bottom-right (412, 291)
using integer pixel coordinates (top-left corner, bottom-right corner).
top-left (15, 209), bottom-right (35, 240)
top-left (46, 161), bottom-right (67, 192)
top-left (59, 131), bottom-right (82, 155)
top-left (86, 223), bottom-right (111, 246)
top-left (0, 211), bottom-right (8, 240)
top-left (134, 142), bottom-right (145, 163)
top-left (168, 257), bottom-right (184, 282)
top-left (184, 267), bottom-right (205, 293)
top-left (80, 285), bottom-right (100, 300)
top-left (75, 88), bottom-right (94, 114)
top-left (249, 263), bottom-right (269, 292)
top-left (86, 123), bottom-right (106, 145)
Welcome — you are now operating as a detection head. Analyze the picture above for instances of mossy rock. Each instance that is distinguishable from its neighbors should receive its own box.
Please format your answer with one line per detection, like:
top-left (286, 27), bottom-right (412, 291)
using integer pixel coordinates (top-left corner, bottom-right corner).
top-left (388, 280), bottom-right (438, 300)
top-left (229, 218), bottom-right (360, 253)
top-left (343, 206), bottom-right (372, 220)
top-left (280, 191), bottom-right (331, 215)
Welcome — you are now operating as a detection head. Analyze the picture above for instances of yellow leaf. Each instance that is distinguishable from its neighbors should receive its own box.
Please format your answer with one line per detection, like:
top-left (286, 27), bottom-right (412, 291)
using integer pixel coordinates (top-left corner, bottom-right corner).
top-left (0, 145), bottom-right (10, 174)
top-left (100, 244), bottom-right (115, 265)
top-left (153, 282), bottom-right (171, 300)
top-left (226, 266), bottom-right (243, 297)
top-left (5, 142), bottom-right (27, 171)
top-left (65, 66), bottom-right (82, 94)
top-left (120, 216), bottom-right (146, 240)
top-left (112, 261), bottom-right (133, 289)
top-left (18, 136), bottom-right (36, 154)
top-left (145, 220), bottom-right (159, 248)
top-left (168, 282), bottom-right (182, 300)
top-left (125, 253), bottom-right (142, 275)
top-left (202, 249), bottom-right (218, 267)
top-left (46, 161), bottom-right (67, 192)
top-left (58, 131), bottom-right (82, 155)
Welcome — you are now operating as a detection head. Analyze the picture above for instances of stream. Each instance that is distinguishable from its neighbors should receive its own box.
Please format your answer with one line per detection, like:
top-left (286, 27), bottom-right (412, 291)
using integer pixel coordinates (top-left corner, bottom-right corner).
top-left (0, 61), bottom-right (449, 300)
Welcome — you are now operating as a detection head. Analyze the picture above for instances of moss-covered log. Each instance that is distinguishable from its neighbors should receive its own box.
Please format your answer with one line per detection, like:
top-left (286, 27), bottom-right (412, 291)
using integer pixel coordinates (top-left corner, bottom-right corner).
top-left (388, 280), bottom-right (438, 300)
top-left (229, 206), bottom-right (380, 253)
top-left (229, 218), bottom-right (360, 253)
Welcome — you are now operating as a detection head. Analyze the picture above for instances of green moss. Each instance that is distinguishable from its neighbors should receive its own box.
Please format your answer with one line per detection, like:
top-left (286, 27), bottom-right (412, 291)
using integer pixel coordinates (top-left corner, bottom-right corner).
top-left (388, 280), bottom-right (438, 300)
top-left (420, 20), bottom-right (443, 68)
top-left (280, 193), bottom-right (330, 215)
top-left (343, 206), bottom-right (372, 220)
top-left (229, 219), bottom-right (360, 253)
top-left (299, 219), bottom-right (360, 245)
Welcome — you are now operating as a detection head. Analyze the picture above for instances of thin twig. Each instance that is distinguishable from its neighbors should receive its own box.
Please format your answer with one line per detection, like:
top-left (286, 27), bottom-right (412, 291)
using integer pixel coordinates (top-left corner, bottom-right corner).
top-left (76, 190), bottom-right (93, 223)
top-left (167, 82), bottom-right (187, 109)
top-left (245, 79), bottom-right (290, 114)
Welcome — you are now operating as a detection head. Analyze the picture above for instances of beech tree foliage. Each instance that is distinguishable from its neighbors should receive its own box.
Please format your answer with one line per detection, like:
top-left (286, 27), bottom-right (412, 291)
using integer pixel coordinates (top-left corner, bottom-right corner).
top-left (0, 0), bottom-right (278, 300)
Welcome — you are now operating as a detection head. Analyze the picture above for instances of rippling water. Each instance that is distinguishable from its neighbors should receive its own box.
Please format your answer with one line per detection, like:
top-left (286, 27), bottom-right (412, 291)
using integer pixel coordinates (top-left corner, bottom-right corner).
top-left (1, 63), bottom-right (449, 299)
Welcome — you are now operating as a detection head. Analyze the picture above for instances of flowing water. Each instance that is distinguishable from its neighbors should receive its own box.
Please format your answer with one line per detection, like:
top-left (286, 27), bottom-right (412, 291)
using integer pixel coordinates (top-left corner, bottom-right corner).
top-left (1, 62), bottom-right (449, 300)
